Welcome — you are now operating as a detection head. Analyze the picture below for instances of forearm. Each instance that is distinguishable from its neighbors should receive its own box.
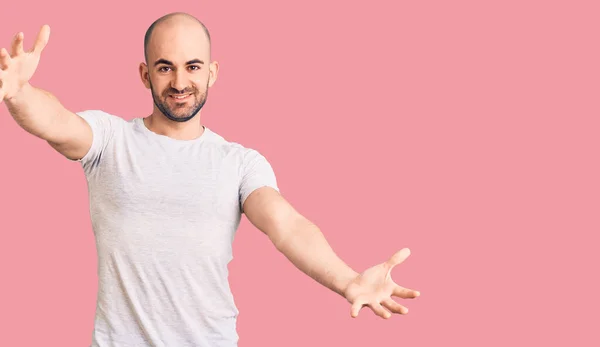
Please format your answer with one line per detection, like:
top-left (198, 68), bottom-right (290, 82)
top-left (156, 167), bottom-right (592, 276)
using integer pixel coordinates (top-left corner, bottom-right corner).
top-left (5, 82), bottom-right (71, 142)
top-left (273, 220), bottom-right (359, 298)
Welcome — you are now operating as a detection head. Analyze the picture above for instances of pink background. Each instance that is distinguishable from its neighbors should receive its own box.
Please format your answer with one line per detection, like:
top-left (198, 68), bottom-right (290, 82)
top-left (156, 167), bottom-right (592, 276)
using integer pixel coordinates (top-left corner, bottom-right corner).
top-left (1, 1), bottom-right (598, 346)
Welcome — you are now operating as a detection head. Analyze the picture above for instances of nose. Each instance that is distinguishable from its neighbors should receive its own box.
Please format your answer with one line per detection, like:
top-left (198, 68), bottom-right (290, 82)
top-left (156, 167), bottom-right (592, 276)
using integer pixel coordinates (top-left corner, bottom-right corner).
top-left (170, 70), bottom-right (188, 92)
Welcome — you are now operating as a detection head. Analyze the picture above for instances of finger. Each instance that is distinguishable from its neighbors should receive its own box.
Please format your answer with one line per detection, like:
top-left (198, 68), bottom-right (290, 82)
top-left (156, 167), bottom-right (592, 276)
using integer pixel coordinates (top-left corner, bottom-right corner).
top-left (350, 299), bottom-right (366, 318)
top-left (369, 302), bottom-right (392, 319)
top-left (0, 48), bottom-right (11, 69)
top-left (393, 285), bottom-right (420, 299)
top-left (386, 248), bottom-right (411, 269)
top-left (10, 32), bottom-right (24, 56)
top-left (32, 25), bottom-right (50, 54)
top-left (382, 298), bottom-right (409, 315)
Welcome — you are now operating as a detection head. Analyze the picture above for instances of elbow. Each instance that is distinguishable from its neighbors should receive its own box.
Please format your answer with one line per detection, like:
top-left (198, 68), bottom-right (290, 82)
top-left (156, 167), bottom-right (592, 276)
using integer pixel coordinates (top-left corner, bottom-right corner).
top-left (271, 230), bottom-right (292, 252)
top-left (271, 219), bottom-right (321, 252)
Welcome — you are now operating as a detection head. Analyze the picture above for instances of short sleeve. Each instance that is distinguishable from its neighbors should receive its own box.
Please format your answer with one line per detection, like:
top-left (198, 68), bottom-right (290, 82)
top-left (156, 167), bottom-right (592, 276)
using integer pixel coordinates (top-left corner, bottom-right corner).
top-left (239, 149), bottom-right (279, 211)
top-left (72, 109), bottom-right (117, 171)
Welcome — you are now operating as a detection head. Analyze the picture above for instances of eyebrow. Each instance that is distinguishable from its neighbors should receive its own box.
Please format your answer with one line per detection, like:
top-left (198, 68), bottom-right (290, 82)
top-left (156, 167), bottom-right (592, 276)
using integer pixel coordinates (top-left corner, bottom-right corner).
top-left (154, 59), bottom-right (205, 66)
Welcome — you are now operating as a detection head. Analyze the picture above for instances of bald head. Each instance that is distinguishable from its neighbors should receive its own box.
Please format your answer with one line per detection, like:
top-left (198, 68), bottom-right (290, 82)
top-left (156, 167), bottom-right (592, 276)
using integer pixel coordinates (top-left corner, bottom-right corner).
top-left (144, 12), bottom-right (211, 63)
top-left (139, 12), bottom-right (218, 124)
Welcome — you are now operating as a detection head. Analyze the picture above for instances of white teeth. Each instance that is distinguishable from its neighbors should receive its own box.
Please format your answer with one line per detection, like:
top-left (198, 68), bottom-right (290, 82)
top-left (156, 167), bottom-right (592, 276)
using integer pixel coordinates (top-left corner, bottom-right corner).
top-left (172, 94), bottom-right (188, 99)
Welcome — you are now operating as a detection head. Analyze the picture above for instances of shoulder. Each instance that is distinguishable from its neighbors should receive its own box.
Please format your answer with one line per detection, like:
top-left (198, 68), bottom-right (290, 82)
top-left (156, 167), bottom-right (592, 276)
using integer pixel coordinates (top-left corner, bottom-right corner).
top-left (204, 128), bottom-right (269, 163)
top-left (75, 109), bottom-right (129, 132)
top-left (205, 130), bottom-right (280, 206)
top-left (76, 109), bottom-right (125, 121)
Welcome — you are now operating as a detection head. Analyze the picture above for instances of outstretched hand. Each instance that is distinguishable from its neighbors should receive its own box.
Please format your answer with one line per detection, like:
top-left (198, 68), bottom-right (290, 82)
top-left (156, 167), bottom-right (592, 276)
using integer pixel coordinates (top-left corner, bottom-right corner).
top-left (0, 24), bottom-right (50, 102)
top-left (344, 248), bottom-right (420, 319)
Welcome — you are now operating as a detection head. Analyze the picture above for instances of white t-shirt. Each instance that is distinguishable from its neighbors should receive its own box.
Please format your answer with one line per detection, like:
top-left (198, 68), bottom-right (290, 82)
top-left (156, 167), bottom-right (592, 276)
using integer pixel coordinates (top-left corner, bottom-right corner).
top-left (75, 110), bottom-right (279, 347)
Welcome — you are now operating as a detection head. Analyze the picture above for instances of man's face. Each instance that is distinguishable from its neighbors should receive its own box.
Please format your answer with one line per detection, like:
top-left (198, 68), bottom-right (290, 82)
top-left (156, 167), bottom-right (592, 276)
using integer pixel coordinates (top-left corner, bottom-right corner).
top-left (141, 22), bottom-right (216, 122)
top-left (148, 65), bottom-right (209, 123)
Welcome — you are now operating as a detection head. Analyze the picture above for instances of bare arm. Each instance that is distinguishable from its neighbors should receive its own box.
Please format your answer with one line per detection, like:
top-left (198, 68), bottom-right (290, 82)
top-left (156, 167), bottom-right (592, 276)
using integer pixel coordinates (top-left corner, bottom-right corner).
top-left (5, 83), bottom-right (92, 160)
top-left (1, 25), bottom-right (92, 161)
top-left (242, 186), bottom-right (358, 297)
top-left (243, 186), bottom-right (421, 319)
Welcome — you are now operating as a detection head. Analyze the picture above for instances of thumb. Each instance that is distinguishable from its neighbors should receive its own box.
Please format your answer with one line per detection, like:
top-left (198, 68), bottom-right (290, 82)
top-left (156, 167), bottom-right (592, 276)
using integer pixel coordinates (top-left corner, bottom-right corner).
top-left (32, 25), bottom-right (50, 54)
top-left (350, 300), bottom-right (364, 318)
top-left (386, 248), bottom-right (411, 268)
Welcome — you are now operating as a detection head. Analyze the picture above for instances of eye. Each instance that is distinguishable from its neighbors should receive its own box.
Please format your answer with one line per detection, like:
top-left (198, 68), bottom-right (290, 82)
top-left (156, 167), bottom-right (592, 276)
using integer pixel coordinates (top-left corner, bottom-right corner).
top-left (158, 66), bottom-right (171, 72)
top-left (188, 65), bottom-right (201, 71)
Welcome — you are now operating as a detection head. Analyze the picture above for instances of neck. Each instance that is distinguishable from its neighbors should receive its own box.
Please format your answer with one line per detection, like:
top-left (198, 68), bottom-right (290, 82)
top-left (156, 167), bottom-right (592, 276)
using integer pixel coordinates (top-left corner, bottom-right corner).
top-left (144, 109), bottom-right (205, 141)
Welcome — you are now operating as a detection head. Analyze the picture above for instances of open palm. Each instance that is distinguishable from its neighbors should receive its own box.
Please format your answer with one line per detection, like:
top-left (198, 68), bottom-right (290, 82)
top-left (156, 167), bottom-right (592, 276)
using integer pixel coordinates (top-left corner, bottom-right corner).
top-left (344, 248), bottom-right (420, 319)
top-left (0, 25), bottom-right (50, 102)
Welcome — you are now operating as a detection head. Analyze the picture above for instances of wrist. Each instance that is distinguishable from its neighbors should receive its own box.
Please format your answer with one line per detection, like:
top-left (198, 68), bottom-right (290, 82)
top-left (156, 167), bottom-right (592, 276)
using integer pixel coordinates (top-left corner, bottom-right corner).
top-left (336, 269), bottom-right (359, 299)
top-left (5, 82), bottom-right (32, 103)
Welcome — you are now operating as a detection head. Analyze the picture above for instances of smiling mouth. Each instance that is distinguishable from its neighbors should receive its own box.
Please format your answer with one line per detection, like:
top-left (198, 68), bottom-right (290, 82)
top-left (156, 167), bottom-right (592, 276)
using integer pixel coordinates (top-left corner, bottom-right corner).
top-left (169, 94), bottom-right (192, 100)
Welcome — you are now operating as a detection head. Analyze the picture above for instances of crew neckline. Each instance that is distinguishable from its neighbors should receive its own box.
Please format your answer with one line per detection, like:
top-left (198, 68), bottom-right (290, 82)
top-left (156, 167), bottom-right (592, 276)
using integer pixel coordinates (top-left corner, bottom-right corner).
top-left (134, 117), bottom-right (211, 145)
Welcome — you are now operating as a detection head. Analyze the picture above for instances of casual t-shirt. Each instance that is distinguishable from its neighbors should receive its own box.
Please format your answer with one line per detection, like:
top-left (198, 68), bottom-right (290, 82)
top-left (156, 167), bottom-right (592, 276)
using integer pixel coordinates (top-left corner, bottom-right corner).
top-left (74, 109), bottom-right (279, 347)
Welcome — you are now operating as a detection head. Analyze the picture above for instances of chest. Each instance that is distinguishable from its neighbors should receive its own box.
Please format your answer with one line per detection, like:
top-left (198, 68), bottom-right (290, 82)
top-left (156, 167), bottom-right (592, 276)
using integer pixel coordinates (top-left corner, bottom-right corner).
top-left (90, 141), bottom-right (242, 223)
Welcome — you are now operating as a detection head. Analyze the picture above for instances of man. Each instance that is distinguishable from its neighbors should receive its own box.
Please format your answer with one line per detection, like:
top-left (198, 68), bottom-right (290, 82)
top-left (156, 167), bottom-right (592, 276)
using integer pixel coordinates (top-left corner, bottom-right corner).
top-left (0, 12), bottom-right (420, 347)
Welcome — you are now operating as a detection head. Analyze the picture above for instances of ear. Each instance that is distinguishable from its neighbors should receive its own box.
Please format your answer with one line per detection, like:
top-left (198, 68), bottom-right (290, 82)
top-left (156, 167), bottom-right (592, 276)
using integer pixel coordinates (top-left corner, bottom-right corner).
top-left (139, 62), bottom-right (151, 89)
top-left (208, 60), bottom-right (219, 88)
